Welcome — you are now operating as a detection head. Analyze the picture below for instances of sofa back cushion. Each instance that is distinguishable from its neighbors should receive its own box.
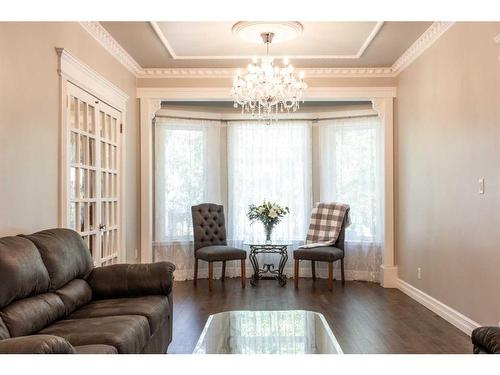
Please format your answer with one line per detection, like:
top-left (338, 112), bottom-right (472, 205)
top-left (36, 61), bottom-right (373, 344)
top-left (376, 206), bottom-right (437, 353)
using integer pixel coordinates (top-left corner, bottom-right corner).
top-left (23, 229), bottom-right (93, 291)
top-left (0, 293), bottom-right (66, 337)
top-left (55, 279), bottom-right (93, 315)
top-left (0, 236), bottom-right (50, 309)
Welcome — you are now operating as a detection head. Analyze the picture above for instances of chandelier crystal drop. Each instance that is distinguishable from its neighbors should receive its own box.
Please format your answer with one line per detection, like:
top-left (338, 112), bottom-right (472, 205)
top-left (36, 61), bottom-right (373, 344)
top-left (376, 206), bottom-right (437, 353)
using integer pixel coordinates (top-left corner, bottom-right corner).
top-left (231, 32), bottom-right (307, 124)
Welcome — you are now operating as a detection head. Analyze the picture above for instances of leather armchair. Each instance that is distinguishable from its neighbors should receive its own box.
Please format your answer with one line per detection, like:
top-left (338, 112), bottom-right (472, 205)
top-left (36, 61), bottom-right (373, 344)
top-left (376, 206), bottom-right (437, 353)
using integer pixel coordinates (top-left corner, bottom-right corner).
top-left (472, 326), bottom-right (500, 354)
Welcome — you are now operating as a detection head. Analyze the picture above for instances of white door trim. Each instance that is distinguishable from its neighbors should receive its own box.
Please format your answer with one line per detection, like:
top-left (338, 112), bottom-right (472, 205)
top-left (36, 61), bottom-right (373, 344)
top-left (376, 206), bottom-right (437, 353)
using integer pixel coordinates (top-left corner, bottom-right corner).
top-left (137, 87), bottom-right (397, 288)
top-left (57, 47), bottom-right (129, 264)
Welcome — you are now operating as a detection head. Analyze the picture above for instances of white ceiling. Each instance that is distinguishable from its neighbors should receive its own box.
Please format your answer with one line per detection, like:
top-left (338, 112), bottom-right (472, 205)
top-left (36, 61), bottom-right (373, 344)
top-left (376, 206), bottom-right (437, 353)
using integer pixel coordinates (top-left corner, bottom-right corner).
top-left (100, 21), bottom-right (433, 69)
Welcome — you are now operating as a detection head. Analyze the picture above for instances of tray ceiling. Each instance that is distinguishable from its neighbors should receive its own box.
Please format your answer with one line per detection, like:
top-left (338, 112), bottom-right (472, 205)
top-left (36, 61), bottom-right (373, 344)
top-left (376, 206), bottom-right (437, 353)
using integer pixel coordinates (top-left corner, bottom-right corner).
top-left (100, 21), bottom-right (433, 69)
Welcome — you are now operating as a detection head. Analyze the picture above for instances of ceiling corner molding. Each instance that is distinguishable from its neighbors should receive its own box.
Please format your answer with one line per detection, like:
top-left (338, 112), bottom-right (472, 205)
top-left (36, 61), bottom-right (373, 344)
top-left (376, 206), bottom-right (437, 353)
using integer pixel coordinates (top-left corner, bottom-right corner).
top-left (391, 21), bottom-right (455, 75)
top-left (79, 21), bottom-right (143, 76)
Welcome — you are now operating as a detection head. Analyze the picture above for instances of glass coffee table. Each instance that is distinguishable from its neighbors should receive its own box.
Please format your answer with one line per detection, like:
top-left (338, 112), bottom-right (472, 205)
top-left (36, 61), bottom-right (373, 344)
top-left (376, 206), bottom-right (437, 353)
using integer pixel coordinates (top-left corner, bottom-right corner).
top-left (193, 310), bottom-right (343, 354)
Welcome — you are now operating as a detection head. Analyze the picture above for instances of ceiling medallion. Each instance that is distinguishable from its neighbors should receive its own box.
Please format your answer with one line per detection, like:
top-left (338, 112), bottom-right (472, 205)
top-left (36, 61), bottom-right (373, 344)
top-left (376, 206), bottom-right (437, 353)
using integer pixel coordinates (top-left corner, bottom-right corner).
top-left (231, 22), bottom-right (307, 124)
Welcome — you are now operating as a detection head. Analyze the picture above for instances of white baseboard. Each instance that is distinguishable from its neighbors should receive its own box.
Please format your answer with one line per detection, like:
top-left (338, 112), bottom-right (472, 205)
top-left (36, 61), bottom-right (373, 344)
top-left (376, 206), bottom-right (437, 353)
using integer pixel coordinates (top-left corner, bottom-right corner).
top-left (397, 278), bottom-right (480, 336)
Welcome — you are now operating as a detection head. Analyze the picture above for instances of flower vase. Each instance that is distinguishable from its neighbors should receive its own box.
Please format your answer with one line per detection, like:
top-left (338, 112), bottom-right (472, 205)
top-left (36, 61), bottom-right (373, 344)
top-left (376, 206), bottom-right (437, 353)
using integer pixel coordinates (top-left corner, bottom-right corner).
top-left (264, 224), bottom-right (273, 243)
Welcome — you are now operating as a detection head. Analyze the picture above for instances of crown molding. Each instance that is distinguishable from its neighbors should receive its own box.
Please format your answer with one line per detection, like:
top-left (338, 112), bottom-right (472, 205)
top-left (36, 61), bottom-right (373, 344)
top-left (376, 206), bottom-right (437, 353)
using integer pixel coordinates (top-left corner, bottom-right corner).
top-left (79, 21), bottom-right (143, 76)
top-left (138, 66), bottom-right (395, 79)
top-left (79, 21), bottom-right (454, 80)
top-left (391, 21), bottom-right (455, 74)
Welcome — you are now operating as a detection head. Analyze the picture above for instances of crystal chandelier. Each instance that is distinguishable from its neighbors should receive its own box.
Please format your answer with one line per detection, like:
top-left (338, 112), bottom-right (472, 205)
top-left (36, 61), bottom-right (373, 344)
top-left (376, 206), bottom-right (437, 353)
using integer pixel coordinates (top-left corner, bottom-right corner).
top-left (231, 32), bottom-right (307, 124)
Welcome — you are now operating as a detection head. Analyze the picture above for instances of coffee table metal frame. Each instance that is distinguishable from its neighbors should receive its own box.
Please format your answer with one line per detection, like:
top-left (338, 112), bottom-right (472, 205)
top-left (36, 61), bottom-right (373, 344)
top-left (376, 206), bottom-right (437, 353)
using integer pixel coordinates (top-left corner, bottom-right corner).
top-left (246, 243), bottom-right (290, 287)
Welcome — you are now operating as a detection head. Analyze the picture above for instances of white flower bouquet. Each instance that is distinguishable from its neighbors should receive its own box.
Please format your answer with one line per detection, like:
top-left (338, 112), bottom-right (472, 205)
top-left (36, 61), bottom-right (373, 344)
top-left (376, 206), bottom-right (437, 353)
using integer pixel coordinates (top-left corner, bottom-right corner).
top-left (247, 200), bottom-right (290, 242)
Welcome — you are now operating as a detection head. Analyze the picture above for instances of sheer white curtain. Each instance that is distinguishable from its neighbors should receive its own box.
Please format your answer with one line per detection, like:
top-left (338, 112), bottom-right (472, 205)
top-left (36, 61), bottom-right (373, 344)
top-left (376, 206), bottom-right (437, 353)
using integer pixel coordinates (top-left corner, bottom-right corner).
top-left (227, 120), bottom-right (313, 275)
top-left (318, 116), bottom-right (383, 281)
top-left (154, 117), bottom-right (221, 279)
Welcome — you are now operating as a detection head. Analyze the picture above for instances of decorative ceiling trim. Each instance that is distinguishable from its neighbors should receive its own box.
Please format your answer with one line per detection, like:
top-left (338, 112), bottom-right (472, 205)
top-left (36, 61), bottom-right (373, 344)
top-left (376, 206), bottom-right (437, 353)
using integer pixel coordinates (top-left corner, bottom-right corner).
top-left (80, 21), bottom-right (454, 79)
top-left (391, 21), bottom-right (455, 74)
top-left (149, 21), bottom-right (384, 60)
top-left (79, 21), bottom-right (143, 75)
top-left (138, 66), bottom-right (395, 79)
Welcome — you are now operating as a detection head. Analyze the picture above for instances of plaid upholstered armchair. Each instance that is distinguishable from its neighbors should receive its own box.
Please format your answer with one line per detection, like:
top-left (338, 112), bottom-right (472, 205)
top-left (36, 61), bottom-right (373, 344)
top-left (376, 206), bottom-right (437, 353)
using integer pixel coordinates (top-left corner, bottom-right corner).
top-left (293, 203), bottom-right (349, 291)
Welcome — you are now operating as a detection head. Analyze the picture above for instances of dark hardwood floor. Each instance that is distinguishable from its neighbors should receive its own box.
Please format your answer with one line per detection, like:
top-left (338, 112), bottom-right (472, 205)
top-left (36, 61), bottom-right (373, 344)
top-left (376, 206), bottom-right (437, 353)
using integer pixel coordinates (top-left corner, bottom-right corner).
top-left (168, 277), bottom-right (472, 354)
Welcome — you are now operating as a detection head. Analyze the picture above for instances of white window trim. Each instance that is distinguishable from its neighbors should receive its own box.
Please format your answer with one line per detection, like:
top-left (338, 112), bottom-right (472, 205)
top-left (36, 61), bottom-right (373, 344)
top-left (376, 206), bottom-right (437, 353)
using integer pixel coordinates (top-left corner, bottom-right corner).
top-left (138, 87), bottom-right (397, 287)
top-left (57, 47), bottom-right (129, 263)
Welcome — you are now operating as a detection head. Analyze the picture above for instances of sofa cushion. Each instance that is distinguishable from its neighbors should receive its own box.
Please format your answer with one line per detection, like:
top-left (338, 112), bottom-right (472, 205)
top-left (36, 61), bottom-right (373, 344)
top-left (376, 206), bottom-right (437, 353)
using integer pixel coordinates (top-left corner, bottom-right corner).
top-left (0, 236), bottom-right (50, 308)
top-left (39, 315), bottom-right (151, 354)
top-left (74, 344), bottom-right (118, 354)
top-left (0, 293), bottom-right (66, 337)
top-left (23, 229), bottom-right (93, 291)
top-left (55, 279), bottom-right (93, 315)
top-left (0, 317), bottom-right (10, 339)
top-left (195, 245), bottom-right (246, 261)
top-left (69, 296), bottom-right (169, 334)
top-left (293, 246), bottom-right (344, 262)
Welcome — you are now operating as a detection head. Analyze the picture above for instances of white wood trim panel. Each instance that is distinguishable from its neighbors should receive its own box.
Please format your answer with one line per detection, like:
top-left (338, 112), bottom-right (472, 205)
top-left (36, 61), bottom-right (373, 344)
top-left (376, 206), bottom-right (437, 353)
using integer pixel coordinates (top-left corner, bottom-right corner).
top-left (56, 48), bottom-right (129, 111)
top-left (137, 86), bottom-right (397, 100)
top-left (140, 98), bottom-right (161, 263)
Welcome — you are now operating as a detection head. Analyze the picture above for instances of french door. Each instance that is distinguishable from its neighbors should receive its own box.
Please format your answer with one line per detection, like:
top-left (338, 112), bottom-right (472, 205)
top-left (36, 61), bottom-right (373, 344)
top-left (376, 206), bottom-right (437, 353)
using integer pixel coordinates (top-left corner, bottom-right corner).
top-left (65, 83), bottom-right (122, 266)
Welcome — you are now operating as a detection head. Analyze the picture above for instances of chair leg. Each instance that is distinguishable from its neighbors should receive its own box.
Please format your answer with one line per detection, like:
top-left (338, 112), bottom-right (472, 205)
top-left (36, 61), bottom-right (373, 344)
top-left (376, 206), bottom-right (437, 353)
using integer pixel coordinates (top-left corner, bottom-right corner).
top-left (328, 261), bottom-right (333, 291)
top-left (208, 261), bottom-right (213, 292)
top-left (221, 260), bottom-right (226, 282)
top-left (341, 258), bottom-right (345, 286)
top-left (294, 259), bottom-right (299, 288)
top-left (311, 261), bottom-right (316, 281)
top-left (194, 258), bottom-right (198, 285)
top-left (240, 259), bottom-right (246, 288)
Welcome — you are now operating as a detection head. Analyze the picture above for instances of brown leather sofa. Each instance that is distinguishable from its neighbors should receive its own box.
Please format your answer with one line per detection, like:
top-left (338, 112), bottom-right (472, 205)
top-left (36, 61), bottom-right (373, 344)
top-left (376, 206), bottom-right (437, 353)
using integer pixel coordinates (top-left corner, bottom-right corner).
top-left (0, 228), bottom-right (175, 354)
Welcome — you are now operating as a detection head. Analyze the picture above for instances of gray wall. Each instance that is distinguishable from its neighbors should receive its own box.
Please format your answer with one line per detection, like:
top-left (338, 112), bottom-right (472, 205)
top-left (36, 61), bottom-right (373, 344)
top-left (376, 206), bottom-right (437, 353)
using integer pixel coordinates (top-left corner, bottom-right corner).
top-left (0, 22), bottom-right (139, 262)
top-left (395, 22), bottom-right (500, 325)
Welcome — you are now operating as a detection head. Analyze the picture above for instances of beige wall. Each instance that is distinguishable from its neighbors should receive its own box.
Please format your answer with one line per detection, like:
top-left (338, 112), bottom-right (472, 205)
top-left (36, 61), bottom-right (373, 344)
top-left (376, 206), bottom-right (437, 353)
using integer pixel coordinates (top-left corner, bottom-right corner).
top-left (395, 22), bottom-right (500, 325)
top-left (0, 22), bottom-right (139, 262)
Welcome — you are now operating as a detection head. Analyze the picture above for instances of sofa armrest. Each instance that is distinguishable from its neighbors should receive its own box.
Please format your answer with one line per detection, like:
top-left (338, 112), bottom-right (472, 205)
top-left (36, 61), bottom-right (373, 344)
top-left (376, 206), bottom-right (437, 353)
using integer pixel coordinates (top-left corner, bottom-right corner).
top-left (0, 335), bottom-right (75, 354)
top-left (472, 326), bottom-right (500, 354)
top-left (88, 262), bottom-right (175, 299)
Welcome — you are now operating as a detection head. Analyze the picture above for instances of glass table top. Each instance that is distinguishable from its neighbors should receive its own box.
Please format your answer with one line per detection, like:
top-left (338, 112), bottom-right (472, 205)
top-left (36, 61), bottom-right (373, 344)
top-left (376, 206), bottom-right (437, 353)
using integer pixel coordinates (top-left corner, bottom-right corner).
top-left (243, 241), bottom-right (293, 246)
top-left (193, 310), bottom-right (343, 354)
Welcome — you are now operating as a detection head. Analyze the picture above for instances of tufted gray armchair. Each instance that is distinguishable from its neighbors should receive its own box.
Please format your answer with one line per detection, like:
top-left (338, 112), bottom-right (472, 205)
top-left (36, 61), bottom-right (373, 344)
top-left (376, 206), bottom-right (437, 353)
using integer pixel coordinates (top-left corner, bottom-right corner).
top-left (191, 203), bottom-right (246, 291)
